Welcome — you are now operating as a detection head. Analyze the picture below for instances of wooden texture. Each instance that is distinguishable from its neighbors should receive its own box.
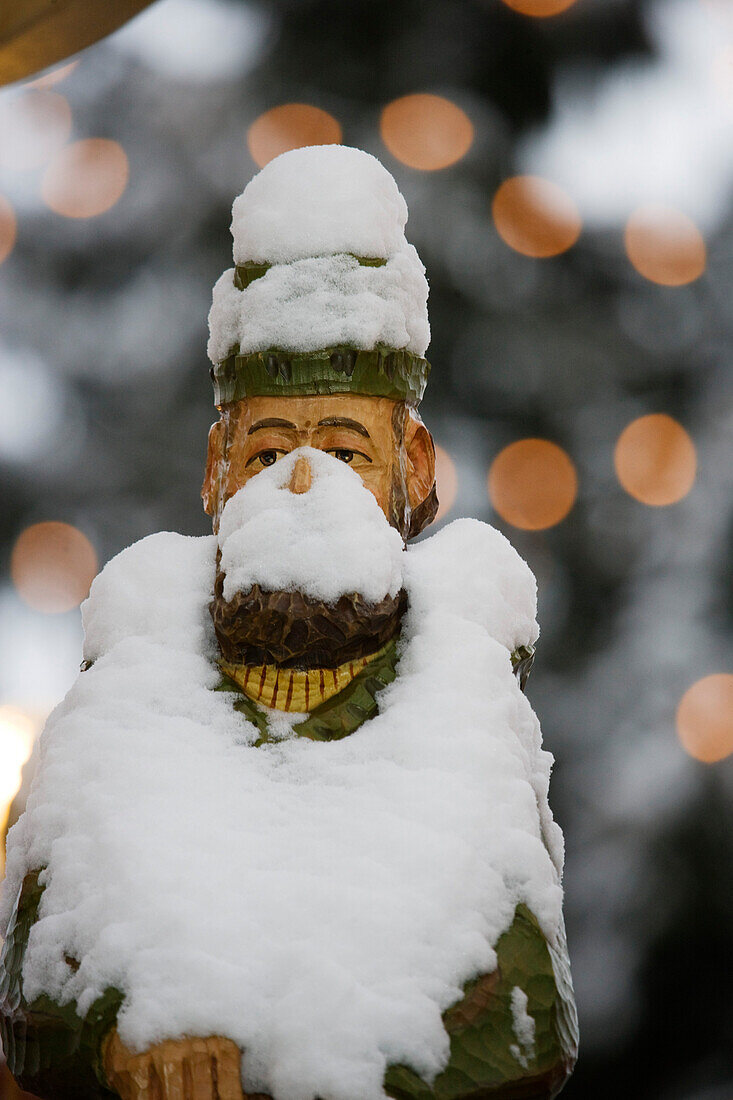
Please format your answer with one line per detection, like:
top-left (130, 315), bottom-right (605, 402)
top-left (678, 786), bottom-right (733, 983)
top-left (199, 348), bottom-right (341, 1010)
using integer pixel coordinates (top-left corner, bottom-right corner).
top-left (211, 573), bottom-right (407, 669)
top-left (103, 1032), bottom-right (251, 1100)
top-left (202, 393), bottom-right (437, 542)
top-left (0, 0), bottom-right (155, 87)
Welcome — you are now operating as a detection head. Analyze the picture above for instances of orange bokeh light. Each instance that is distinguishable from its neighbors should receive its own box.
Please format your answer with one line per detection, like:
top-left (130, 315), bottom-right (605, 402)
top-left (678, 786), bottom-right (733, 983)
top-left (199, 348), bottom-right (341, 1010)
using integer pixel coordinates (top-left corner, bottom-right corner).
top-left (624, 205), bottom-right (706, 287)
top-left (488, 439), bottom-right (578, 530)
top-left (492, 176), bottom-right (581, 258)
top-left (0, 90), bottom-right (72, 172)
top-left (500, 0), bottom-right (579, 15)
top-left (677, 674), bottom-right (733, 763)
top-left (248, 105), bottom-right (342, 169)
top-left (41, 139), bottom-right (129, 219)
top-left (0, 194), bottom-right (17, 265)
top-left (11, 522), bottom-right (98, 613)
top-left (614, 414), bottom-right (696, 506)
top-left (434, 445), bottom-right (458, 521)
top-left (380, 94), bottom-right (473, 171)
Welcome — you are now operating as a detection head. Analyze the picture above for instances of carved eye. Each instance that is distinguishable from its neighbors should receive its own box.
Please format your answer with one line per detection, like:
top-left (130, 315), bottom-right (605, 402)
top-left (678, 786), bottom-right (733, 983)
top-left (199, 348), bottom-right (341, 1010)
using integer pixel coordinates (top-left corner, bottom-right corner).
top-left (247, 448), bottom-right (286, 469)
top-left (333, 449), bottom-right (354, 464)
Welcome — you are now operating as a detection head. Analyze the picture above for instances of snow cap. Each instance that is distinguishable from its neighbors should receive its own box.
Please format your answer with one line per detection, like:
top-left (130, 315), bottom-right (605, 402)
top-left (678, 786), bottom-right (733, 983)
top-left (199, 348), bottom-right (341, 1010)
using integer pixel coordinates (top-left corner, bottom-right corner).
top-left (208, 145), bottom-right (431, 407)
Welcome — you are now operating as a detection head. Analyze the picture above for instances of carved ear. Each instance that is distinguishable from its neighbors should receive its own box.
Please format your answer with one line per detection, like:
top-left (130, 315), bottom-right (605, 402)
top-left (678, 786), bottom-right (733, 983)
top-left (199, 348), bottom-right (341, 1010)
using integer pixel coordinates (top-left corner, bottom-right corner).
top-left (202, 419), bottom-right (226, 521)
top-left (404, 409), bottom-right (436, 513)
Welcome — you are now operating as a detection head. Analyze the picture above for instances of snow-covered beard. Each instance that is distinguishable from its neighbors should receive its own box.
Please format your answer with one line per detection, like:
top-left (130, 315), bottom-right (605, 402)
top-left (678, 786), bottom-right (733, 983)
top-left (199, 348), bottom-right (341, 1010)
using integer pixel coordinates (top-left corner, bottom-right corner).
top-left (212, 448), bottom-right (407, 668)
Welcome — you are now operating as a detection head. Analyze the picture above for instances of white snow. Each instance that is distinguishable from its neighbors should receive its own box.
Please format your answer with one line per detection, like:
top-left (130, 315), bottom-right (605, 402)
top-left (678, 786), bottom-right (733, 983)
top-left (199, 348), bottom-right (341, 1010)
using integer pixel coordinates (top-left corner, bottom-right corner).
top-left (231, 146), bottom-right (409, 265)
top-left (218, 448), bottom-right (405, 606)
top-left (2, 457), bottom-right (561, 1100)
top-left (509, 986), bottom-right (536, 1069)
top-left (519, 0), bottom-right (733, 232)
top-left (207, 247), bottom-right (430, 363)
top-left (208, 146), bottom-right (430, 364)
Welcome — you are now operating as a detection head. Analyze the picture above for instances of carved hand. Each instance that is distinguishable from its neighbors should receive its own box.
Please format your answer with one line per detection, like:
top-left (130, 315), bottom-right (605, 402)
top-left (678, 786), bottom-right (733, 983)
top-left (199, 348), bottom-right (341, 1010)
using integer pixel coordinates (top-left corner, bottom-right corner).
top-left (103, 1029), bottom-right (246, 1100)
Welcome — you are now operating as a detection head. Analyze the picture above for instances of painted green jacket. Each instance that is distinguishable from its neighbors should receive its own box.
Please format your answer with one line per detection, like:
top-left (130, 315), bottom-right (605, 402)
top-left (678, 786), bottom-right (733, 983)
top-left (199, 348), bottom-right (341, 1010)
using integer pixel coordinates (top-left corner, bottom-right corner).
top-left (0, 644), bottom-right (578, 1099)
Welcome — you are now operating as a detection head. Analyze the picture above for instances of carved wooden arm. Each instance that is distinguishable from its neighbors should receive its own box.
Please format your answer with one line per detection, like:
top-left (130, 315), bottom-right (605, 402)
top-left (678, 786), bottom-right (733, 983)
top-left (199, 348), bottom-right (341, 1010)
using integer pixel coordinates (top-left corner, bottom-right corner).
top-left (102, 1029), bottom-right (252, 1100)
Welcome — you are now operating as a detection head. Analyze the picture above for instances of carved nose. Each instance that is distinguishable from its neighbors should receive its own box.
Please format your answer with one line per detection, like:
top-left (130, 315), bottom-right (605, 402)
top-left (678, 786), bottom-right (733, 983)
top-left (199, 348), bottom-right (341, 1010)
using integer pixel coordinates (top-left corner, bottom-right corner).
top-left (288, 456), bottom-right (312, 495)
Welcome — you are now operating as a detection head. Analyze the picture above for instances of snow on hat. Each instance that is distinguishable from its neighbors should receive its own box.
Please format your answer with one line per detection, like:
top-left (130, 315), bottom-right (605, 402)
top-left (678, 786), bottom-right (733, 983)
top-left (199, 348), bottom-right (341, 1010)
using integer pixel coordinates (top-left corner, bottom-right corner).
top-left (207, 145), bottom-right (431, 406)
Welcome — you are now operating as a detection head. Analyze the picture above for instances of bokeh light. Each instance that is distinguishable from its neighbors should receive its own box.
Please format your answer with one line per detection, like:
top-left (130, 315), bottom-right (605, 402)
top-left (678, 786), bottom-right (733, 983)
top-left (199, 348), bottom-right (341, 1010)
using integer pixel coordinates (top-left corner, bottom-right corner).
top-left (11, 522), bottom-right (98, 613)
top-left (624, 205), bottom-right (706, 287)
top-left (248, 104), bottom-right (342, 169)
top-left (0, 706), bottom-right (37, 810)
top-left (492, 176), bottom-right (581, 258)
top-left (25, 60), bottom-right (80, 90)
top-left (41, 139), bottom-right (129, 219)
top-left (677, 675), bottom-right (733, 763)
top-left (434, 445), bottom-right (458, 521)
top-left (0, 90), bottom-right (72, 172)
top-left (380, 94), bottom-right (473, 171)
top-left (500, 0), bottom-right (580, 17)
top-left (488, 439), bottom-right (578, 530)
top-left (0, 194), bottom-right (17, 265)
top-left (614, 414), bottom-right (696, 506)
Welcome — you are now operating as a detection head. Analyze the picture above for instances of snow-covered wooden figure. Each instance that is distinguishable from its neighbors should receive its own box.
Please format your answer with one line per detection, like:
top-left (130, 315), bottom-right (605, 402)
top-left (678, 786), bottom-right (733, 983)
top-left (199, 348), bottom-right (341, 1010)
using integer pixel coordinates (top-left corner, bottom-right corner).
top-left (0, 146), bottom-right (578, 1100)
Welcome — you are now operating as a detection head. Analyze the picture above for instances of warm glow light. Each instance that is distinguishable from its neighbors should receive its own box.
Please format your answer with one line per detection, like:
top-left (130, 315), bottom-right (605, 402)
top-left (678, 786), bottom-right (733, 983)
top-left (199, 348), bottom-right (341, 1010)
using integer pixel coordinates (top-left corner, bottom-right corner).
top-left (41, 139), bottom-right (129, 219)
top-left (434, 445), bottom-right (458, 521)
top-left (488, 439), bottom-right (578, 530)
top-left (247, 105), bottom-right (342, 169)
top-left (380, 94), bottom-right (474, 171)
top-left (0, 90), bottom-right (72, 172)
top-left (677, 674), bottom-right (733, 763)
top-left (492, 176), bottom-right (581, 258)
top-left (0, 706), bottom-right (36, 809)
top-left (0, 194), bottom-right (17, 265)
top-left (25, 60), bottom-right (80, 90)
top-left (614, 414), bottom-right (696, 506)
top-left (624, 205), bottom-right (706, 287)
top-left (500, 0), bottom-right (579, 16)
top-left (11, 521), bottom-right (98, 613)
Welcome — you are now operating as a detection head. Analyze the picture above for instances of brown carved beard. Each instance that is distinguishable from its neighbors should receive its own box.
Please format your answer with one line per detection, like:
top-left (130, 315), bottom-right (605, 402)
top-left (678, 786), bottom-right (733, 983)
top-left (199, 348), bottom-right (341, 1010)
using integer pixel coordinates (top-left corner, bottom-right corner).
top-left (211, 565), bottom-right (407, 669)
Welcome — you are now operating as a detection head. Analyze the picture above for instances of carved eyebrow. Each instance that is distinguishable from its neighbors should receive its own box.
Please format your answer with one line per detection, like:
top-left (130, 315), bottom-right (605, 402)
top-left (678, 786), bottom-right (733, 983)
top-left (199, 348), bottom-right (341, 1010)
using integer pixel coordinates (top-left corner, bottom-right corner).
top-left (317, 417), bottom-right (371, 438)
top-left (247, 418), bottom-right (299, 434)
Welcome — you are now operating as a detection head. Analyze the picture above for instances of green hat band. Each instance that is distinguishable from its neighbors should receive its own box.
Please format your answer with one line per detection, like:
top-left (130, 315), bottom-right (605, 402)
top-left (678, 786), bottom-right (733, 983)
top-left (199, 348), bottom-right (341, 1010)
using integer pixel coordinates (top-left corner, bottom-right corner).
top-left (233, 256), bottom-right (387, 290)
top-left (212, 345), bottom-right (430, 406)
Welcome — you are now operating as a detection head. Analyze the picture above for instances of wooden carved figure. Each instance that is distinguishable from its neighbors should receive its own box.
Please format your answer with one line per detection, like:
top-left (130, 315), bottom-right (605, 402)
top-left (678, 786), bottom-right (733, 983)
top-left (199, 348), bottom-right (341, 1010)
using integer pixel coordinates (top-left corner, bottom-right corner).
top-left (0, 146), bottom-right (578, 1100)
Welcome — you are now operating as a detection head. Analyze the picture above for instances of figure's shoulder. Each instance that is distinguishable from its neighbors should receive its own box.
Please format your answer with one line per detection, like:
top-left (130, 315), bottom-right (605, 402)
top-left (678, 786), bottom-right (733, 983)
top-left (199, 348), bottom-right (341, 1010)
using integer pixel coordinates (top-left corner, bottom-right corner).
top-left (405, 518), bottom-right (539, 651)
top-left (81, 532), bottom-right (217, 661)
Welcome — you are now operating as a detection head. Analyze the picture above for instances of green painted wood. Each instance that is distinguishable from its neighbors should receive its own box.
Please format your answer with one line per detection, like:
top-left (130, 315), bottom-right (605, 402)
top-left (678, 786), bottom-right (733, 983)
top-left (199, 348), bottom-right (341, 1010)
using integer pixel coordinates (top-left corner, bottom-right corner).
top-left (211, 345), bottom-right (430, 406)
top-left (0, 871), bottom-right (122, 1098)
top-left (215, 637), bottom-right (400, 744)
top-left (384, 906), bottom-right (577, 1100)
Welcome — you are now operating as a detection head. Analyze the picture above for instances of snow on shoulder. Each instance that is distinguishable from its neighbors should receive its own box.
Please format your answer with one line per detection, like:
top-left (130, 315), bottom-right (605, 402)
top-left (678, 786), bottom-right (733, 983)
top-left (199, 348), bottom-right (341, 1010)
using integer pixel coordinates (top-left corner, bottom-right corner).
top-left (3, 495), bottom-right (562, 1100)
top-left (207, 145), bottom-right (430, 364)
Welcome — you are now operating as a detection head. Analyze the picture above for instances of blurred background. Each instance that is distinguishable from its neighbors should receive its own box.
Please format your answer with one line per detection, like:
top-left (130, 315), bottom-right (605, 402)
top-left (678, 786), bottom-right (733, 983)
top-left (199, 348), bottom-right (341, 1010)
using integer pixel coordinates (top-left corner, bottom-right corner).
top-left (0, 0), bottom-right (731, 1095)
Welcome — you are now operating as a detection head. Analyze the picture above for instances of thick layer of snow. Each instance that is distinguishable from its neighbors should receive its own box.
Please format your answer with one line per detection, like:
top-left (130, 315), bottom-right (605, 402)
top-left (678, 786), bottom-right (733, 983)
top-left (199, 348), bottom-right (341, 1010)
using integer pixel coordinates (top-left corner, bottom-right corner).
top-left (218, 448), bottom-right (405, 605)
top-left (208, 146), bottom-right (430, 364)
top-left (3, 460), bottom-right (560, 1100)
top-left (207, 246), bottom-right (429, 363)
top-left (231, 146), bottom-right (409, 265)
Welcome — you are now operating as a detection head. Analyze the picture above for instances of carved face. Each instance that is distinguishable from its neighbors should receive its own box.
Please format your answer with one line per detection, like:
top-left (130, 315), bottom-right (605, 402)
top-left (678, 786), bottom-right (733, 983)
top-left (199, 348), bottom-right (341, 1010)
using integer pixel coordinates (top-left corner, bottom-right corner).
top-left (202, 393), bottom-right (436, 540)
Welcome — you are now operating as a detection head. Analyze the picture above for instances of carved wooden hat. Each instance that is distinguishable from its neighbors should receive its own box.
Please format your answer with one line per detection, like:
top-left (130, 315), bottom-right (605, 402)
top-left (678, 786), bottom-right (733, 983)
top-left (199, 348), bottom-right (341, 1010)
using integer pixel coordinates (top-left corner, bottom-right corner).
top-left (207, 145), bottom-right (431, 407)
